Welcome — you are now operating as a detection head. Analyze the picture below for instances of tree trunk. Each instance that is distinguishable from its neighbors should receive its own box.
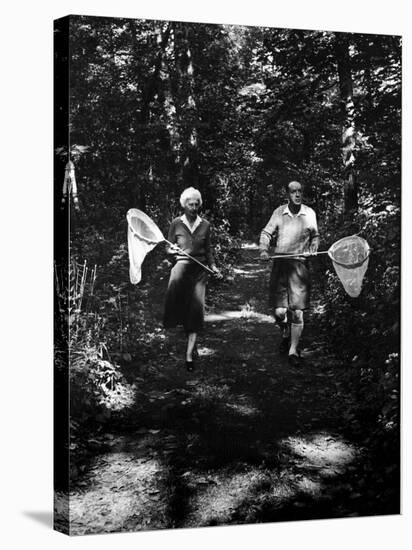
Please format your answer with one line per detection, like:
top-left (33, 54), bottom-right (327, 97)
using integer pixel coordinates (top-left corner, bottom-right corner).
top-left (334, 34), bottom-right (358, 215)
top-left (173, 23), bottom-right (200, 188)
top-left (129, 21), bottom-right (171, 208)
top-left (159, 24), bottom-right (181, 168)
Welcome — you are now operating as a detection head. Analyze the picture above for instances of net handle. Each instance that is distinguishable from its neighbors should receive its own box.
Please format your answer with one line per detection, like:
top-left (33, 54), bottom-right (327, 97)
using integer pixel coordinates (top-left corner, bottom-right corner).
top-left (268, 245), bottom-right (371, 265)
top-left (163, 238), bottom-right (215, 275)
top-left (127, 217), bottom-right (215, 275)
top-left (267, 251), bottom-right (329, 260)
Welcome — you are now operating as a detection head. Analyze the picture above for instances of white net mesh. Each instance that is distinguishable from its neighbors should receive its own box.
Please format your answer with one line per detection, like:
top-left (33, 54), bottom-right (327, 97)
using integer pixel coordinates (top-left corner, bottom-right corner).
top-left (126, 209), bottom-right (165, 284)
top-left (328, 235), bottom-right (370, 298)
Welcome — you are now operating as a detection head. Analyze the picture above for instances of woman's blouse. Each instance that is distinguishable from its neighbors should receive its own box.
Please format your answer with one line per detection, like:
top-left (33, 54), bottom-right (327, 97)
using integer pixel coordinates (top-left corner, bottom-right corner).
top-left (166, 216), bottom-right (215, 266)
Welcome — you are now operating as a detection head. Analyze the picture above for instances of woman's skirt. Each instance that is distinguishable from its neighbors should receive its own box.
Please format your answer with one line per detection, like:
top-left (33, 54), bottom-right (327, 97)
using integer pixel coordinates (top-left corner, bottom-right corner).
top-left (163, 261), bottom-right (208, 332)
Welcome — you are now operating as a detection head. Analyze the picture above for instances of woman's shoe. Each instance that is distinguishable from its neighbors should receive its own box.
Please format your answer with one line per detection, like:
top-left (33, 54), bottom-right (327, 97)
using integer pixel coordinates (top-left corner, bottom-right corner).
top-left (288, 353), bottom-right (303, 367)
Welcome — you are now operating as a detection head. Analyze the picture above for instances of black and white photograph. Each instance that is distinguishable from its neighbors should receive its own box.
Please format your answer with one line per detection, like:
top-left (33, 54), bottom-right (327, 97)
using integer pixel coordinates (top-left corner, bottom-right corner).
top-left (53, 13), bottom-right (401, 535)
top-left (3, 1), bottom-right (411, 548)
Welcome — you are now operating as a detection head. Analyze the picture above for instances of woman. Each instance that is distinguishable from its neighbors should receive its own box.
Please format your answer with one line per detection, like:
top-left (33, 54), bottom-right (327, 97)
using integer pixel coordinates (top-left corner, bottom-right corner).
top-left (163, 187), bottom-right (221, 371)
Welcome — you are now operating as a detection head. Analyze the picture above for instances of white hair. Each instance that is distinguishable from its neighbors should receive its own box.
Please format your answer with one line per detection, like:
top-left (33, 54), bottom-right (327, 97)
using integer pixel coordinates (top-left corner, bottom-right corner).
top-left (179, 187), bottom-right (203, 208)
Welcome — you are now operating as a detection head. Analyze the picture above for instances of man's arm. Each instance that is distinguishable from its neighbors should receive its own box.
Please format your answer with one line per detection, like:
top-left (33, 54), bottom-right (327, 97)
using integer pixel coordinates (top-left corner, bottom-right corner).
top-left (309, 212), bottom-right (320, 254)
top-left (259, 210), bottom-right (278, 258)
top-left (259, 229), bottom-right (273, 252)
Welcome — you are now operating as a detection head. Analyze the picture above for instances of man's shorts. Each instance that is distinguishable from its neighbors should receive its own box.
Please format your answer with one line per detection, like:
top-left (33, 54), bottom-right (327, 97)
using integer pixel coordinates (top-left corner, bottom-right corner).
top-left (269, 259), bottom-right (310, 311)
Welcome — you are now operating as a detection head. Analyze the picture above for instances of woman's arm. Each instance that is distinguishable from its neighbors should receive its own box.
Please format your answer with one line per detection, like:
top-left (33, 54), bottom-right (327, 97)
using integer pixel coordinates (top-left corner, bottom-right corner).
top-left (165, 221), bottom-right (179, 257)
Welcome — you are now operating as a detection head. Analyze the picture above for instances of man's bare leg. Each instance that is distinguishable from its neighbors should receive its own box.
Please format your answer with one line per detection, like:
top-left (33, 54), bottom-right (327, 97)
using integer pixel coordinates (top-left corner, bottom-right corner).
top-left (274, 307), bottom-right (290, 353)
top-left (274, 307), bottom-right (289, 336)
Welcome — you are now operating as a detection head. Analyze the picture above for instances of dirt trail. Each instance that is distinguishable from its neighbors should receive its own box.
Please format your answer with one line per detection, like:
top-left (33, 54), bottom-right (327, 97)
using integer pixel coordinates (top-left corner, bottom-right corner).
top-left (63, 244), bottom-right (382, 535)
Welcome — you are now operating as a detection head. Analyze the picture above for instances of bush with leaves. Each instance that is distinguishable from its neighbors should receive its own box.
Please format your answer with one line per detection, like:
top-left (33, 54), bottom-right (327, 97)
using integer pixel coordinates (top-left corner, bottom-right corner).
top-left (68, 339), bottom-right (137, 466)
top-left (315, 202), bottom-right (400, 442)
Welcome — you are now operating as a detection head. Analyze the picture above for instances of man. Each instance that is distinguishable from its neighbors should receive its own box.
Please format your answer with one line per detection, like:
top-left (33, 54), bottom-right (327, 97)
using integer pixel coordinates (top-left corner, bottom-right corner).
top-left (259, 181), bottom-right (319, 367)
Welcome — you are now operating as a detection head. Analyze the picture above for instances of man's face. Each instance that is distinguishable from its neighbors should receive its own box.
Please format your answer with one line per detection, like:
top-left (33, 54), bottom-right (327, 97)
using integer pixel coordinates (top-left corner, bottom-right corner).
top-left (288, 183), bottom-right (302, 206)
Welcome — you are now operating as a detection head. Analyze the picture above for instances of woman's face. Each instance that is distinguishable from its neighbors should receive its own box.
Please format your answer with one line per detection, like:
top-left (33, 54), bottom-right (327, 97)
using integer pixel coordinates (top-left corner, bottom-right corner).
top-left (184, 198), bottom-right (200, 218)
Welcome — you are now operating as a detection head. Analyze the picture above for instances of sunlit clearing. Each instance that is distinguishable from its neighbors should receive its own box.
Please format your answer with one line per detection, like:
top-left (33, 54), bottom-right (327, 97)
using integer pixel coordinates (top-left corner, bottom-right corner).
top-left (187, 471), bottom-right (259, 525)
top-left (205, 310), bottom-right (274, 323)
top-left (197, 346), bottom-right (216, 357)
top-left (69, 455), bottom-right (165, 534)
top-left (233, 267), bottom-right (267, 275)
top-left (186, 466), bottom-right (323, 526)
top-left (281, 432), bottom-right (357, 474)
top-left (206, 310), bottom-right (244, 322)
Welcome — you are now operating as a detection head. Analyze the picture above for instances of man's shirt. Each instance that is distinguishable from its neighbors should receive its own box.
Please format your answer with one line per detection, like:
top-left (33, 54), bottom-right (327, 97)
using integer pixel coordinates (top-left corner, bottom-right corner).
top-left (259, 204), bottom-right (319, 255)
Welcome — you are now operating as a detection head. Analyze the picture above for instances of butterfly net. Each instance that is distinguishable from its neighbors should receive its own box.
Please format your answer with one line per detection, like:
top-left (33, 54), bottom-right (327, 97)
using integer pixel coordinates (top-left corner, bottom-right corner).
top-left (327, 235), bottom-right (370, 298)
top-left (127, 209), bottom-right (164, 284)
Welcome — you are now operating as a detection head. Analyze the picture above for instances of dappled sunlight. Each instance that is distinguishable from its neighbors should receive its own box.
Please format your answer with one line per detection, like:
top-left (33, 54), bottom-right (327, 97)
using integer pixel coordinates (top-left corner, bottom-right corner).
top-left (205, 309), bottom-right (274, 324)
top-left (295, 476), bottom-right (322, 497)
top-left (312, 303), bottom-right (326, 315)
top-left (69, 453), bottom-right (167, 534)
top-left (186, 470), bottom-right (261, 526)
top-left (192, 382), bottom-right (231, 401)
top-left (191, 382), bottom-right (259, 414)
top-left (280, 432), bottom-right (357, 475)
top-left (197, 346), bottom-right (216, 357)
top-left (241, 242), bottom-right (259, 250)
top-left (225, 401), bottom-right (260, 417)
top-left (184, 381), bottom-right (261, 418)
top-left (186, 466), bottom-right (323, 527)
top-left (233, 266), bottom-right (267, 278)
top-left (182, 433), bottom-right (359, 527)
top-left (271, 472), bottom-right (322, 500)
top-left (206, 310), bottom-right (245, 322)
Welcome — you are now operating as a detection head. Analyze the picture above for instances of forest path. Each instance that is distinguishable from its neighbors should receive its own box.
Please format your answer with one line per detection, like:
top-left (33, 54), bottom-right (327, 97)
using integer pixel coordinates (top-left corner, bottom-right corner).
top-left (64, 244), bottom-right (376, 535)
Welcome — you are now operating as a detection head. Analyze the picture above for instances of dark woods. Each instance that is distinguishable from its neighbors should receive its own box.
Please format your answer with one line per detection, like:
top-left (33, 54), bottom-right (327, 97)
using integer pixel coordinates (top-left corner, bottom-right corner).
top-left (66, 18), bottom-right (400, 242)
top-left (54, 15), bottom-right (400, 520)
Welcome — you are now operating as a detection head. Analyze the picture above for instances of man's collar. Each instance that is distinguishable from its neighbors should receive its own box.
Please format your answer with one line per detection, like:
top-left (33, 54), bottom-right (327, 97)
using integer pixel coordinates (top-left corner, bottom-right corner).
top-left (283, 204), bottom-right (307, 217)
top-left (181, 214), bottom-right (202, 233)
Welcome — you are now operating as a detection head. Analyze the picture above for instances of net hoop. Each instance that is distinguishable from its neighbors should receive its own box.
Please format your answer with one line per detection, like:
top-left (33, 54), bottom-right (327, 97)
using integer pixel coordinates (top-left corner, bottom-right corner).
top-left (327, 236), bottom-right (370, 268)
top-left (327, 235), bottom-right (370, 298)
top-left (126, 208), bottom-right (164, 244)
